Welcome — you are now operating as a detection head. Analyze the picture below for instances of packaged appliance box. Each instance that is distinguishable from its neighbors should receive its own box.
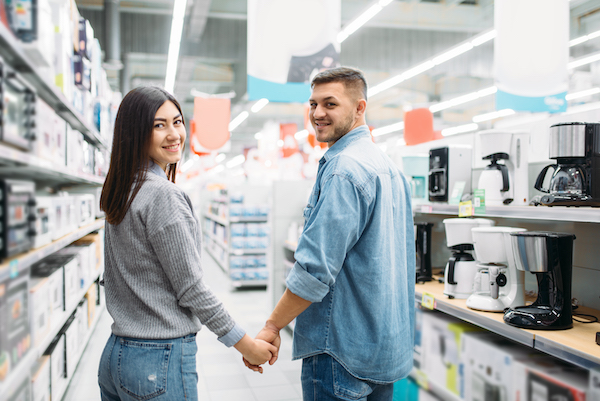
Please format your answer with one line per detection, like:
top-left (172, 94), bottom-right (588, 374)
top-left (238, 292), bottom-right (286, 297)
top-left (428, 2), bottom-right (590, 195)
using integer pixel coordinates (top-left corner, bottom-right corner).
top-left (85, 284), bottom-right (96, 327)
top-left (62, 313), bottom-right (78, 378)
top-left (33, 98), bottom-right (58, 163)
top-left (74, 232), bottom-right (103, 271)
top-left (29, 277), bottom-right (52, 348)
top-left (0, 265), bottom-right (31, 382)
top-left (30, 257), bottom-right (65, 314)
top-left (32, 195), bottom-right (56, 249)
top-left (21, 0), bottom-right (55, 78)
top-left (31, 355), bottom-right (51, 401)
top-left (419, 310), bottom-right (484, 397)
top-left (56, 244), bottom-right (91, 291)
top-left (44, 332), bottom-right (66, 401)
top-left (590, 369), bottom-right (600, 401)
top-left (38, 253), bottom-right (79, 311)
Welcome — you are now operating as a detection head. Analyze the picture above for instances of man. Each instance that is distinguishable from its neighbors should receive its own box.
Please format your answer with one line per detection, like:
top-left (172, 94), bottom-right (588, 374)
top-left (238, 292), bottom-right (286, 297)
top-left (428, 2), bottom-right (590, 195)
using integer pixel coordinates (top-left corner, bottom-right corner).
top-left (249, 67), bottom-right (415, 400)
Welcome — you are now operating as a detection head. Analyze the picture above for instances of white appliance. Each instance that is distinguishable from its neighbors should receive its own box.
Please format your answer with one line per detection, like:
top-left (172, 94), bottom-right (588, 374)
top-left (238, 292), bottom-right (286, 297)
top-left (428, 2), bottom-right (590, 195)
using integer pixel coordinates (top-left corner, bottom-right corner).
top-left (442, 218), bottom-right (495, 299)
top-left (74, 194), bottom-right (95, 227)
top-left (466, 226), bottom-right (527, 312)
top-left (33, 196), bottom-right (56, 249)
top-left (476, 130), bottom-right (529, 206)
top-left (429, 145), bottom-right (473, 203)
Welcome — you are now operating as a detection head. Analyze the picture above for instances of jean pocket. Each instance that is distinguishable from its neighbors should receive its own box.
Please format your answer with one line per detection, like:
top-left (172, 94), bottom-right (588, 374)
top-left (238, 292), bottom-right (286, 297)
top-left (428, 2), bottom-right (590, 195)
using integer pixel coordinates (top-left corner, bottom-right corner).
top-left (117, 339), bottom-right (172, 400)
top-left (332, 359), bottom-right (372, 401)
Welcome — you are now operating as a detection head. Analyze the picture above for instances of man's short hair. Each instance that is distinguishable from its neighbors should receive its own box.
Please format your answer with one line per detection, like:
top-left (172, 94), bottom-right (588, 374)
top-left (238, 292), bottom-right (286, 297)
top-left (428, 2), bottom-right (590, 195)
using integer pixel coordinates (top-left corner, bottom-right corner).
top-left (311, 67), bottom-right (368, 101)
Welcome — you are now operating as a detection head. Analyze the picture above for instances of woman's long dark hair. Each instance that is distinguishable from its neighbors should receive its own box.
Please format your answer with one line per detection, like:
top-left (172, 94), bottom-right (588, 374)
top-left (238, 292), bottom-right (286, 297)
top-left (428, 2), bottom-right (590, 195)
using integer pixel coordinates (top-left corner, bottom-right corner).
top-left (100, 86), bottom-right (185, 225)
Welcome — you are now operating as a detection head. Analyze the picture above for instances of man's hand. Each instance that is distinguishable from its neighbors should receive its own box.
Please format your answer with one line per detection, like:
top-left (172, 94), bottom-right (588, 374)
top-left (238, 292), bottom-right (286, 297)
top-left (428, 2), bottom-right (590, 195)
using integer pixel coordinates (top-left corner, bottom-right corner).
top-left (243, 321), bottom-right (281, 371)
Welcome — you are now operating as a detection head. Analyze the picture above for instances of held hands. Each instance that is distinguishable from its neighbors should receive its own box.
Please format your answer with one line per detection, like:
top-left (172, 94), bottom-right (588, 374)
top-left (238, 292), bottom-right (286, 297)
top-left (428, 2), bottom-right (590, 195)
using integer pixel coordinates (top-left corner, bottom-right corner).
top-left (243, 321), bottom-right (281, 372)
top-left (234, 334), bottom-right (278, 374)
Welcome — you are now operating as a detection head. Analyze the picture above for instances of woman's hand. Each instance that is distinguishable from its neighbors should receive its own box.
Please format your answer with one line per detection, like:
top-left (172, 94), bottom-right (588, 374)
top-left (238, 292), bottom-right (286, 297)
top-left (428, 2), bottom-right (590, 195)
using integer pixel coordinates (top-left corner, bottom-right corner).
top-left (233, 334), bottom-right (277, 373)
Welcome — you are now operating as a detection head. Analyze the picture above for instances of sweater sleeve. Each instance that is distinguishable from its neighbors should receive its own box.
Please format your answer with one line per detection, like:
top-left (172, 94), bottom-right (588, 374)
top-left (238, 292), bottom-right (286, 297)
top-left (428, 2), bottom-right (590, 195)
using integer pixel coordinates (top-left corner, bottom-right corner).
top-left (146, 190), bottom-right (245, 346)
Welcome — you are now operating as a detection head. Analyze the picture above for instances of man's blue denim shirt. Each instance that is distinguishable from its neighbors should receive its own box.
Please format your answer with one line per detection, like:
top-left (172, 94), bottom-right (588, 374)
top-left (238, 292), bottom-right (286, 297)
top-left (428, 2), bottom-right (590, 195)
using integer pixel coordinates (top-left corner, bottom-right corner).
top-left (286, 125), bottom-right (416, 383)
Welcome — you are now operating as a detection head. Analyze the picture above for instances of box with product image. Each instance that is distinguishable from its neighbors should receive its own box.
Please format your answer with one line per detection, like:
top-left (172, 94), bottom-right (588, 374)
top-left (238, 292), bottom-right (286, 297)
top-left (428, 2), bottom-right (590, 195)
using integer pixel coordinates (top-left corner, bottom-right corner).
top-left (31, 355), bottom-right (51, 401)
top-left (62, 313), bottom-right (78, 379)
top-left (29, 277), bottom-right (52, 348)
top-left (40, 253), bottom-right (79, 312)
top-left (57, 244), bottom-right (92, 291)
top-left (84, 284), bottom-right (96, 327)
top-left (419, 310), bottom-right (484, 397)
top-left (512, 355), bottom-right (588, 401)
top-left (44, 332), bottom-right (66, 401)
top-left (74, 232), bottom-right (103, 272)
top-left (591, 369), bottom-right (600, 401)
top-left (33, 98), bottom-right (58, 163)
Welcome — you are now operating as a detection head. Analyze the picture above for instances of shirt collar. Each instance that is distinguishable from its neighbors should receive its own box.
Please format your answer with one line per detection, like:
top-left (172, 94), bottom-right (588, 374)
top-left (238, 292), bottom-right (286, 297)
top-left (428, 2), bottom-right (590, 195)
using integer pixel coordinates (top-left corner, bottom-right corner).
top-left (322, 125), bottom-right (371, 163)
top-left (148, 161), bottom-right (168, 179)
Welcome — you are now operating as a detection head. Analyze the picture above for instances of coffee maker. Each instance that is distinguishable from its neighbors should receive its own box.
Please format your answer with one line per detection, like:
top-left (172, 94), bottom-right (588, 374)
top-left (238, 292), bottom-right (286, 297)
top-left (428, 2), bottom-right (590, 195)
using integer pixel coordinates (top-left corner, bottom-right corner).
top-left (443, 218), bottom-right (495, 299)
top-left (415, 222), bottom-right (434, 283)
top-left (534, 122), bottom-right (600, 206)
top-left (429, 145), bottom-right (472, 202)
top-left (503, 231), bottom-right (575, 330)
top-left (402, 155), bottom-right (429, 200)
top-left (466, 226), bottom-right (526, 312)
top-left (477, 131), bottom-right (529, 206)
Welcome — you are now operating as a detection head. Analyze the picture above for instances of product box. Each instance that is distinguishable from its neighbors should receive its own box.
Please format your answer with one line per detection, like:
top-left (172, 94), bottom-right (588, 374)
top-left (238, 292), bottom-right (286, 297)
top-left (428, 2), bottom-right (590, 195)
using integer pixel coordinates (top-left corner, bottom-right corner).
top-left (33, 98), bottom-right (57, 163)
top-left (21, 0), bottom-right (55, 75)
top-left (29, 277), bottom-right (52, 348)
top-left (31, 355), bottom-right (51, 401)
top-left (75, 232), bottom-right (103, 272)
top-left (7, 372), bottom-right (31, 400)
top-left (513, 356), bottom-right (588, 401)
top-left (44, 333), bottom-right (66, 401)
top-left (0, 266), bottom-right (31, 383)
top-left (76, 300), bottom-right (87, 349)
top-left (50, 0), bottom-right (74, 101)
top-left (30, 257), bottom-right (65, 314)
top-left (85, 284), bottom-right (96, 327)
top-left (57, 244), bottom-right (92, 290)
top-left (32, 195), bottom-right (56, 249)
top-left (63, 313), bottom-right (78, 379)
top-left (38, 253), bottom-right (78, 311)
top-left (419, 310), bottom-right (484, 397)
top-left (53, 115), bottom-right (67, 168)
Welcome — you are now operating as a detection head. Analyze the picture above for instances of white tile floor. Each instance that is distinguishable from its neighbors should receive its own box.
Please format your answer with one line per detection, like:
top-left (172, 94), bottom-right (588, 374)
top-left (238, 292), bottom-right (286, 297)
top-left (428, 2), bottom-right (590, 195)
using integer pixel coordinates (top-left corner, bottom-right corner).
top-left (63, 250), bottom-right (303, 401)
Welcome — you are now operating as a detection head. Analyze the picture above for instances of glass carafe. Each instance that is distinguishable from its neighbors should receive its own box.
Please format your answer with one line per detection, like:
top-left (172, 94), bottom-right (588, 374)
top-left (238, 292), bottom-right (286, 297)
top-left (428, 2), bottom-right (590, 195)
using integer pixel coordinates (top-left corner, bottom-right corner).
top-left (549, 164), bottom-right (584, 195)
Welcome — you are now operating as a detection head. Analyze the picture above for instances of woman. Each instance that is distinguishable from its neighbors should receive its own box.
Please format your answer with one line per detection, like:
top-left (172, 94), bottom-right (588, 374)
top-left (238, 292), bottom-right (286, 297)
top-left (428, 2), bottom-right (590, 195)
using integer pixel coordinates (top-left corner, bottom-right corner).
top-left (98, 86), bottom-right (275, 401)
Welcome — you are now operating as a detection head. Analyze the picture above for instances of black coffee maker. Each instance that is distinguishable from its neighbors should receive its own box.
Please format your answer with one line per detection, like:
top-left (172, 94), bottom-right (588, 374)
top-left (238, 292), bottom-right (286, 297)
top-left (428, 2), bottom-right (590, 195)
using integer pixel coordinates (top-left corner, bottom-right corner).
top-left (504, 231), bottom-right (575, 330)
top-left (534, 122), bottom-right (600, 206)
top-left (415, 222), bottom-right (434, 283)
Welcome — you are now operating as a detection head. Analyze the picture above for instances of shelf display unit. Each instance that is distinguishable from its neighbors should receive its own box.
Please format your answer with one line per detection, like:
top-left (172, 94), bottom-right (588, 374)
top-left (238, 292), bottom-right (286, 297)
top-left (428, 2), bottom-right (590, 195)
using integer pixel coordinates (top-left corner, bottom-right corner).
top-left (202, 185), bottom-right (271, 288)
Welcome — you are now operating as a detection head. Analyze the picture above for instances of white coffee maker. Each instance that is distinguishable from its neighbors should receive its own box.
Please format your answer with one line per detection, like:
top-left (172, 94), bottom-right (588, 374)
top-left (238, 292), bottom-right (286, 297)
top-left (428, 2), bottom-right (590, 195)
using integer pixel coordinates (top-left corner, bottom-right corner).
top-left (476, 130), bottom-right (529, 206)
top-left (443, 218), bottom-right (495, 299)
top-left (466, 226), bottom-right (526, 312)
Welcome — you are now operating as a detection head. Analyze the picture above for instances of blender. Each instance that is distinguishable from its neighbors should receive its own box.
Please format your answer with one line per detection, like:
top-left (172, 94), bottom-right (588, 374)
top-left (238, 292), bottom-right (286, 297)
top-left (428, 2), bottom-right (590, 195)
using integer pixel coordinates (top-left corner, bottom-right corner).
top-left (466, 226), bottom-right (527, 312)
top-left (442, 218), bottom-right (495, 299)
top-left (534, 122), bottom-right (600, 206)
top-left (503, 231), bottom-right (575, 330)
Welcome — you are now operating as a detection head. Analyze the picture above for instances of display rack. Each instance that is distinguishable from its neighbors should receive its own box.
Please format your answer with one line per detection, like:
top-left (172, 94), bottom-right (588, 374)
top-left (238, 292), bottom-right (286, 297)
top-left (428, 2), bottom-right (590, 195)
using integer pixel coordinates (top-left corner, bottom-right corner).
top-left (0, 24), bottom-right (106, 148)
top-left (409, 368), bottom-right (461, 401)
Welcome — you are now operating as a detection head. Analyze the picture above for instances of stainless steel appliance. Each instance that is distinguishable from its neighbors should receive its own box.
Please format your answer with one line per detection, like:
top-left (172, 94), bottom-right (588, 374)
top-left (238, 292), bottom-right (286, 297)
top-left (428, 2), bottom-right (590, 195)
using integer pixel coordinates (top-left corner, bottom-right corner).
top-left (415, 222), bottom-right (433, 283)
top-left (534, 122), bottom-right (600, 206)
top-left (0, 56), bottom-right (37, 151)
top-left (429, 145), bottom-right (472, 202)
top-left (504, 231), bottom-right (575, 330)
top-left (0, 179), bottom-right (37, 261)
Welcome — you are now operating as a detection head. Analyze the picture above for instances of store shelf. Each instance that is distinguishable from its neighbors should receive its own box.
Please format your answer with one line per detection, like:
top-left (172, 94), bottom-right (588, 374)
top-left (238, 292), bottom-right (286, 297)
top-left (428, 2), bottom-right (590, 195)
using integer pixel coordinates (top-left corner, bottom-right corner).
top-left (203, 231), bottom-right (228, 251)
top-left (0, 347), bottom-right (37, 399)
top-left (230, 249), bottom-right (267, 256)
top-left (0, 219), bottom-right (105, 280)
top-left (414, 201), bottom-right (600, 223)
top-left (229, 216), bottom-right (268, 223)
top-left (0, 24), bottom-right (106, 148)
top-left (204, 213), bottom-right (228, 226)
top-left (415, 280), bottom-right (600, 370)
top-left (409, 368), bottom-right (461, 401)
top-left (231, 279), bottom-right (268, 288)
top-left (205, 246), bottom-right (228, 274)
top-left (0, 144), bottom-right (104, 185)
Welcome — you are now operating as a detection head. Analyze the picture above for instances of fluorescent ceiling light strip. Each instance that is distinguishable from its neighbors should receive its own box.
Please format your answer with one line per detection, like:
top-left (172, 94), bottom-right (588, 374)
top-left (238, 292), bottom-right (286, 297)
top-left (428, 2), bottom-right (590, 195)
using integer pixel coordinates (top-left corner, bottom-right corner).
top-left (472, 109), bottom-right (515, 123)
top-left (433, 43), bottom-right (474, 65)
top-left (254, 132), bottom-right (263, 140)
top-left (251, 98), bottom-right (269, 113)
top-left (164, 0), bottom-right (187, 93)
top-left (372, 121), bottom-right (405, 137)
top-left (338, 3), bottom-right (383, 43)
top-left (564, 101), bottom-right (600, 115)
top-left (568, 51), bottom-right (600, 69)
top-left (180, 159), bottom-right (194, 172)
top-left (441, 123), bottom-right (479, 137)
top-left (429, 86), bottom-right (497, 113)
top-left (226, 155), bottom-right (246, 168)
top-left (470, 29), bottom-right (496, 46)
top-left (565, 87), bottom-right (600, 100)
top-left (569, 29), bottom-right (600, 47)
top-left (228, 111), bottom-right (249, 131)
top-left (215, 153), bottom-right (226, 163)
top-left (295, 130), bottom-right (309, 140)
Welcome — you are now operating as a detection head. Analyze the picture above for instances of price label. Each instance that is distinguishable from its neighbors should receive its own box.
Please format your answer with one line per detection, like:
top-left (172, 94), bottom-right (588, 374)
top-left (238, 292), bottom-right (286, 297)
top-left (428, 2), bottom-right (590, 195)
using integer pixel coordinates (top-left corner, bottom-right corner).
top-left (233, 250), bottom-right (244, 256)
top-left (421, 292), bottom-right (435, 310)
top-left (414, 369), bottom-right (430, 390)
top-left (9, 260), bottom-right (18, 278)
top-left (458, 201), bottom-right (473, 217)
top-left (420, 205), bottom-right (433, 213)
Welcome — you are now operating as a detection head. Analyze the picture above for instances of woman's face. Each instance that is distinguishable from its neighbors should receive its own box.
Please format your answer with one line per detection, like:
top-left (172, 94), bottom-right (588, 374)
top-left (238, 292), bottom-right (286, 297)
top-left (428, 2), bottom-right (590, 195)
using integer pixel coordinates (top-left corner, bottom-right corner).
top-left (149, 101), bottom-right (186, 171)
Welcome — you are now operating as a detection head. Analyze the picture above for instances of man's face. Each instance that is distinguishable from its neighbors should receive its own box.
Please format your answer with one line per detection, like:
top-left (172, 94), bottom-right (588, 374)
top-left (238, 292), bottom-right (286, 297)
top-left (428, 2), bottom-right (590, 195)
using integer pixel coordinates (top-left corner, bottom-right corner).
top-left (309, 82), bottom-right (361, 147)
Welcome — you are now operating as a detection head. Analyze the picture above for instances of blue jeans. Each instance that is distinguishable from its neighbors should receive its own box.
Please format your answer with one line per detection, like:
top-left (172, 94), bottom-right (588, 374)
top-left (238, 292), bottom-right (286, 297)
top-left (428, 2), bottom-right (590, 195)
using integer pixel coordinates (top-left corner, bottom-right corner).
top-left (98, 333), bottom-right (198, 401)
top-left (301, 354), bottom-right (394, 401)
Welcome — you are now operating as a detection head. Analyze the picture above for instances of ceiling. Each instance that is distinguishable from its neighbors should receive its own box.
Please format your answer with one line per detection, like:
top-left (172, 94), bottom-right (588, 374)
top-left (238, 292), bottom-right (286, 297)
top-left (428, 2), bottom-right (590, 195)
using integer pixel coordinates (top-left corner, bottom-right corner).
top-left (74, 0), bottom-right (600, 156)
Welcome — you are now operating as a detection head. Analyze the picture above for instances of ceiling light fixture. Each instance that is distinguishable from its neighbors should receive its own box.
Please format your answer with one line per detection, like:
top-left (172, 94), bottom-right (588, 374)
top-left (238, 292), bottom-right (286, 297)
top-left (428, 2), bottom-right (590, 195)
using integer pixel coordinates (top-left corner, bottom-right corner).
top-left (215, 153), bottom-right (226, 163)
top-left (568, 51), bottom-right (600, 69)
top-left (337, 0), bottom-right (394, 44)
top-left (164, 0), bottom-right (188, 94)
top-left (565, 87), bottom-right (600, 100)
top-left (429, 86), bottom-right (497, 113)
top-left (251, 98), bottom-right (269, 113)
top-left (228, 111), bottom-right (249, 131)
top-left (472, 109), bottom-right (515, 123)
top-left (372, 121), bottom-right (405, 137)
top-left (441, 123), bottom-right (479, 137)
top-left (569, 29), bottom-right (600, 47)
top-left (294, 130), bottom-right (309, 140)
top-left (226, 155), bottom-right (246, 168)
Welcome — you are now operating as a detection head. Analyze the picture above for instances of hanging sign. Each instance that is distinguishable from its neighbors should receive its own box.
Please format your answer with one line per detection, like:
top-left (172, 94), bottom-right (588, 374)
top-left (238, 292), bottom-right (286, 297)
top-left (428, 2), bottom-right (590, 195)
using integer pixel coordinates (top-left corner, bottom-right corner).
top-left (280, 123), bottom-right (299, 158)
top-left (247, 0), bottom-right (341, 103)
top-left (494, 0), bottom-right (569, 113)
top-left (191, 97), bottom-right (231, 155)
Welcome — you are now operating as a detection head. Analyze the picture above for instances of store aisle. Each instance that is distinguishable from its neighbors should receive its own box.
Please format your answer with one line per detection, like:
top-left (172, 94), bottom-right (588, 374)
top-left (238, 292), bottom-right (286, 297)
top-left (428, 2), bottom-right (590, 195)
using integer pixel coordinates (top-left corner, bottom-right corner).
top-left (62, 251), bottom-right (303, 401)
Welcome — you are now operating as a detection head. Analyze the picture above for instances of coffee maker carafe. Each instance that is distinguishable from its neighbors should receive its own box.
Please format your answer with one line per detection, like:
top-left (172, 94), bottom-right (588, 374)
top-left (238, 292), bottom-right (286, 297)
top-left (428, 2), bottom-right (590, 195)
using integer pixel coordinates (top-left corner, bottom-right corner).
top-left (466, 226), bottom-right (527, 312)
top-left (443, 218), bottom-right (494, 299)
top-left (503, 231), bottom-right (575, 330)
top-left (415, 222), bottom-right (434, 283)
top-left (534, 122), bottom-right (600, 206)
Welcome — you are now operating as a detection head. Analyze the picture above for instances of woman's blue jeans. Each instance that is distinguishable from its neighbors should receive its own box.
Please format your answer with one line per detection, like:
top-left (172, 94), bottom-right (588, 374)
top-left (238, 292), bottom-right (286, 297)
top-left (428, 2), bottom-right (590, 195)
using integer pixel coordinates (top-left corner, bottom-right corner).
top-left (98, 333), bottom-right (198, 401)
top-left (301, 354), bottom-right (393, 401)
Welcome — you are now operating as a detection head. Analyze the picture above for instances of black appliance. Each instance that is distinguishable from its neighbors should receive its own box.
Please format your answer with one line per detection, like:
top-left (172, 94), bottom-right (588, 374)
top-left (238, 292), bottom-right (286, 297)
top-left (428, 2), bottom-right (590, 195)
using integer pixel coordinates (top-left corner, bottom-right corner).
top-left (504, 232), bottom-right (575, 330)
top-left (428, 145), bottom-right (472, 202)
top-left (415, 222), bottom-right (433, 283)
top-left (534, 122), bottom-right (600, 207)
top-left (0, 56), bottom-right (37, 151)
top-left (0, 179), bottom-right (37, 261)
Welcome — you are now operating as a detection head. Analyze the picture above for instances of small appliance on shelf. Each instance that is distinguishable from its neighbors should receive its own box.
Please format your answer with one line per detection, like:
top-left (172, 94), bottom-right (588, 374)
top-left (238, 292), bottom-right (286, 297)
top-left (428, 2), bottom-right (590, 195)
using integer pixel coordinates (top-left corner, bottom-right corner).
top-left (0, 179), bottom-right (37, 261)
top-left (466, 226), bottom-right (527, 312)
top-left (534, 122), bottom-right (600, 207)
top-left (476, 130), bottom-right (529, 206)
top-left (442, 218), bottom-right (495, 299)
top-left (428, 145), bottom-right (472, 203)
top-left (503, 231), bottom-right (575, 330)
top-left (402, 155), bottom-right (429, 200)
top-left (415, 222), bottom-right (434, 283)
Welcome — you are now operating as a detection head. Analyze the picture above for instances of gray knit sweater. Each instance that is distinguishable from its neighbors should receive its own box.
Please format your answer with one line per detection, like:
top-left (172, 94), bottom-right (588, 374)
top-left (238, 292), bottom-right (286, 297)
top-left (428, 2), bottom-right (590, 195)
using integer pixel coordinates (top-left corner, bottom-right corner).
top-left (103, 162), bottom-right (245, 346)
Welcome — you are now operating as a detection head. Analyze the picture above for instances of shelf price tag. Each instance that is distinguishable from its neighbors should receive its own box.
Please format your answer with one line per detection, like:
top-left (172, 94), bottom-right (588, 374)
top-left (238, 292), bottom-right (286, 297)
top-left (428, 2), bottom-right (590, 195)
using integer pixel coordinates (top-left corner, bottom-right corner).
top-left (420, 205), bottom-right (433, 213)
top-left (414, 369), bottom-right (430, 391)
top-left (458, 201), bottom-right (473, 217)
top-left (473, 189), bottom-right (486, 215)
top-left (9, 260), bottom-right (18, 278)
top-left (421, 292), bottom-right (435, 310)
